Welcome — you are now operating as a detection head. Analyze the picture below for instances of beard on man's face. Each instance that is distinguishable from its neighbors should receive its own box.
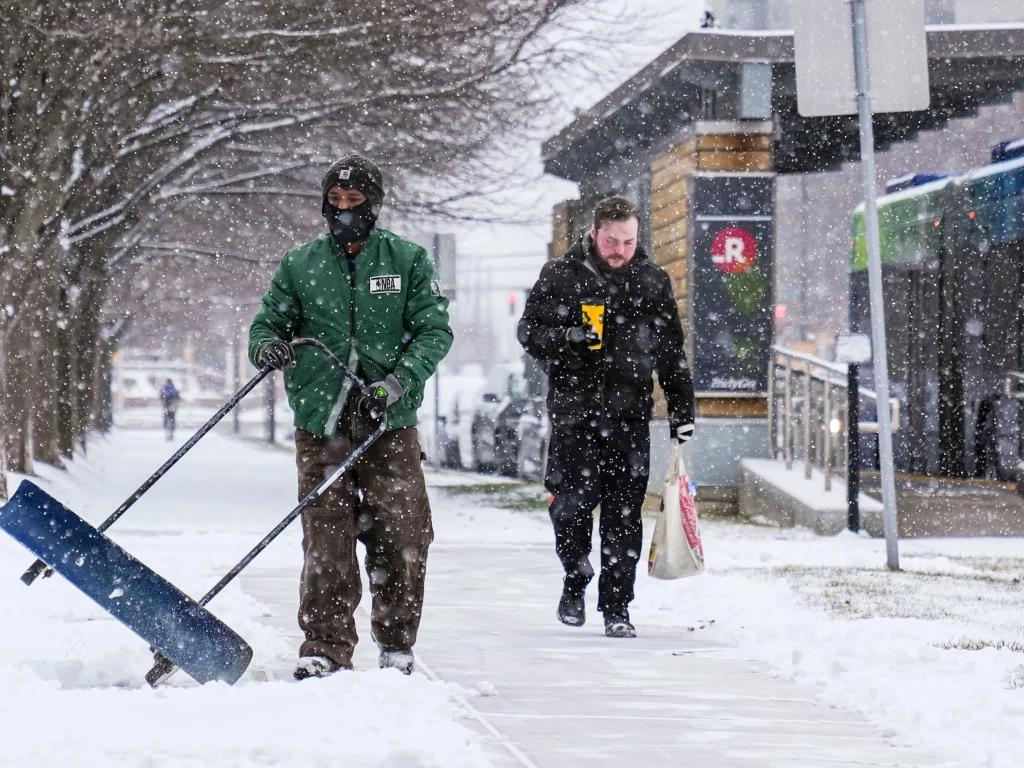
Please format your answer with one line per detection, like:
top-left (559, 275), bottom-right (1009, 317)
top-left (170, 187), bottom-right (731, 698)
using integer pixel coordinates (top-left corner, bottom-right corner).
top-left (596, 247), bottom-right (634, 272)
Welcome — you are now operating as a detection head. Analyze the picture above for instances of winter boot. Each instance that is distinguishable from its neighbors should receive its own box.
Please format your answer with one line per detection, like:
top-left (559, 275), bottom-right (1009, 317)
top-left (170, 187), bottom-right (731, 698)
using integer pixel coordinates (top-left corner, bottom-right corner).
top-left (604, 612), bottom-right (636, 639)
top-left (557, 572), bottom-right (591, 627)
top-left (379, 648), bottom-right (415, 675)
top-left (293, 655), bottom-right (345, 680)
top-left (557, 588), bottom-right (586, 627)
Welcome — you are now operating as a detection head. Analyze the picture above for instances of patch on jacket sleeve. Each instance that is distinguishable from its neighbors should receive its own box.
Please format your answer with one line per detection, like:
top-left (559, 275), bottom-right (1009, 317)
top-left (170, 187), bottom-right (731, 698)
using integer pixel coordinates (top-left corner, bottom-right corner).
top-left (369, 275), bottom-right (402, 294)
top-left (430, 279), bottom-right (444, 297)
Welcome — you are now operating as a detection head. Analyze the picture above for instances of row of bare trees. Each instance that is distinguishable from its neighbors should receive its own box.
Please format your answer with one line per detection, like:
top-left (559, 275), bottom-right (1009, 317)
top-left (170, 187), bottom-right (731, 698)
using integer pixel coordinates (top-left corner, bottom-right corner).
top-left (0, 0), bottom-right (633, 498)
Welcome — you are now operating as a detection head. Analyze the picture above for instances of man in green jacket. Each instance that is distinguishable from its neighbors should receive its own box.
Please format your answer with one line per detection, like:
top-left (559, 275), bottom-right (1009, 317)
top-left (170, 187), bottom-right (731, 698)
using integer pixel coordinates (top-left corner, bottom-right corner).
top-left (248, 155), bottom-right (452, 679)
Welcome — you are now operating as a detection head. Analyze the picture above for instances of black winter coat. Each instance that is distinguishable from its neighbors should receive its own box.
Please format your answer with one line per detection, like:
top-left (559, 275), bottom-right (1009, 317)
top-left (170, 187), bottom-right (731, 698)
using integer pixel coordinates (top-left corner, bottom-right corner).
top-left (518, 236), bottom-right (695, 427)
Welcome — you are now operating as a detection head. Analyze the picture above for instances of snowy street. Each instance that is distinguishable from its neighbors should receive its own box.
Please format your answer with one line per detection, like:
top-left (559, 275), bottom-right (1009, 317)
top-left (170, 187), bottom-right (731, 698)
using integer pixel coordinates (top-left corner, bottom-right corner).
top-left (11, 3), bottom-right (1024, 767)
top-left (2, 429), bottom-right (1023, 767)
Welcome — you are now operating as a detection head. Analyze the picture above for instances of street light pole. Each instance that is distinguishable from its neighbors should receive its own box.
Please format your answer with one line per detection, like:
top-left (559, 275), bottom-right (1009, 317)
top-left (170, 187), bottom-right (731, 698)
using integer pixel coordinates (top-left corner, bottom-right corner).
top-left (850, 0), bottom-right (900, 569)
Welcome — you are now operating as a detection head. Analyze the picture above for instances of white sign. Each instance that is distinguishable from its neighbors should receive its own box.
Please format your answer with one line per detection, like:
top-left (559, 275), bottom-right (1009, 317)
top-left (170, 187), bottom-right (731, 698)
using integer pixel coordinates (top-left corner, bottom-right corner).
top-left (835, 332), bottom-right (872, 364)
top-left (791, 0), bottom-right (930, 117)
top-left (369, 275), bottom-right (402, 294)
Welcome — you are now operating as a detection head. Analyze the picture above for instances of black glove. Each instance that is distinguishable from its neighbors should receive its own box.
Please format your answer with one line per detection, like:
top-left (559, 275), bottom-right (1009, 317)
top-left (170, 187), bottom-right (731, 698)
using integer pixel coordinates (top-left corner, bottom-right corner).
top-left (562, 325), bottom-right (600, 352)
top-left (672, 422), bottom-right (695, 443)
top-left (356, 374), bottom-right (405, 418)
top-left (258, 339), bottom-right (295, 371)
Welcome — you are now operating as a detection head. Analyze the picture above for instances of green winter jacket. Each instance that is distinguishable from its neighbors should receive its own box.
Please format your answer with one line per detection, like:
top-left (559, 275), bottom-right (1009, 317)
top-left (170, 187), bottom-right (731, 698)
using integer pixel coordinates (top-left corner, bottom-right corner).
top-left (248, 229), bottom-right (452, 435)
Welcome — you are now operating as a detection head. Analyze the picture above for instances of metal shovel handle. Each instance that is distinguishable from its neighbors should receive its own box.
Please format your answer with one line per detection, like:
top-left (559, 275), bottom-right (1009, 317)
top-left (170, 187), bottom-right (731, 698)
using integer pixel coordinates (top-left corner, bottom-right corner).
top-left (21, 337), bottom-right (365, 586)
top-left (19, 366), bottom-right (272, 586)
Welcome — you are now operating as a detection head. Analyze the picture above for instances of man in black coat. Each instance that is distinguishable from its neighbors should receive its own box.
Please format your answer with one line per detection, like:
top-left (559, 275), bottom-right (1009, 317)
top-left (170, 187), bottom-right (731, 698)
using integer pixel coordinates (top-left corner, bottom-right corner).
top-left (518, 196), bottom-right (695, 638)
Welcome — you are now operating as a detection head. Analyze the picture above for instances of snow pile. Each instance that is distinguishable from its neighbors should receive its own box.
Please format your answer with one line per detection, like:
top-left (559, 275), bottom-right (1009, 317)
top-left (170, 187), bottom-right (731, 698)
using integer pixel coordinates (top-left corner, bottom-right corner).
top-left (0, 669), bottom-right (488, 768)
top-left (0, 537), bottom-right (488, 767)
top-left (0, 435), bottom-right (491, 768)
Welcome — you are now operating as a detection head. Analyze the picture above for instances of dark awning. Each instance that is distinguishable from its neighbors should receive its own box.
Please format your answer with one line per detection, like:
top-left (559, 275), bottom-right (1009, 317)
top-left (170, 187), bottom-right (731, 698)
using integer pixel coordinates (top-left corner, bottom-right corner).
top-left (543, 26), bottom-right (1024, 181)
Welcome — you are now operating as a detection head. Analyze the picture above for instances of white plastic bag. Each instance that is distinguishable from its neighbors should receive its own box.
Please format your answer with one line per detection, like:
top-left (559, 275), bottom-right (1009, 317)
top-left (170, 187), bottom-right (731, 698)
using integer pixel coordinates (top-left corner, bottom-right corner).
top-left (648, 443), bottom-right (704, 579)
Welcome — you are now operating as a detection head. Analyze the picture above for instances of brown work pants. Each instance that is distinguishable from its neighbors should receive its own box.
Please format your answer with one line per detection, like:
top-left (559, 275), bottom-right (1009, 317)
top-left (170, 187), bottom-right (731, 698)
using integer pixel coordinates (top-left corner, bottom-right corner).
top-left (295, 420), bottom-right (432, 668)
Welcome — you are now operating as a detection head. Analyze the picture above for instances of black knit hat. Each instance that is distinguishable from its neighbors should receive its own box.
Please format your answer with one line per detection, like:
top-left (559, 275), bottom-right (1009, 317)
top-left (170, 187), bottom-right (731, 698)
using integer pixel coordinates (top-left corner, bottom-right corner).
top-left (321, 155), bottom-right (385, 216)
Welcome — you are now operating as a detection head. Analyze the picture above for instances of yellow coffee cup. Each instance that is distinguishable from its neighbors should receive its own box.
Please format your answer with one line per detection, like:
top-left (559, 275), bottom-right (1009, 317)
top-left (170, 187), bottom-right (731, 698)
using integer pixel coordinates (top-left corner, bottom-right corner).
top-left (581, 302), bottom-right (605, 350)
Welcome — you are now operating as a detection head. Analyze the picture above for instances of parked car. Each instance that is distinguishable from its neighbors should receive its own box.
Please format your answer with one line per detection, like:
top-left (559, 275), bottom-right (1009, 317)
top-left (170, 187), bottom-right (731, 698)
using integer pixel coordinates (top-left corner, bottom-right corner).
top-left (516, 394), bottom-right (550, 482)
top-left (417, 366), bottom-right (486, 469)
top-left (471, 361), bottom-right (528, 476)
top-left (434, 414), bottom-right (462, 468)
top-left (515, 354), bottom-right (550, 481)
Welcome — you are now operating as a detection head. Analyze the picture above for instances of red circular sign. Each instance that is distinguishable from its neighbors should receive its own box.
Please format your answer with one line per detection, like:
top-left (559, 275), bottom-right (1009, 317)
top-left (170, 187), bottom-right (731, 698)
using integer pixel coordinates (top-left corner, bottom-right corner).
top-left (710, 227), bottom-right (757, 274)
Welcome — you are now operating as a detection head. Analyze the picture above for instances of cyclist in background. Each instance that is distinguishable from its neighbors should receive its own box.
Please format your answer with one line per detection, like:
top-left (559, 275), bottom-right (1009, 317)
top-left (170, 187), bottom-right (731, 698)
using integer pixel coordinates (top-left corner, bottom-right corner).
top-left (159, 379), bottom-right (180, 441)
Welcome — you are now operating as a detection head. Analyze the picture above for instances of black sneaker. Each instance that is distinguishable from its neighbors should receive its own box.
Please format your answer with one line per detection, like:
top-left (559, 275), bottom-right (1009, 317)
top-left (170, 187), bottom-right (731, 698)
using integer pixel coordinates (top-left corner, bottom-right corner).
top-left (604, 613), bottom-right (636, 638)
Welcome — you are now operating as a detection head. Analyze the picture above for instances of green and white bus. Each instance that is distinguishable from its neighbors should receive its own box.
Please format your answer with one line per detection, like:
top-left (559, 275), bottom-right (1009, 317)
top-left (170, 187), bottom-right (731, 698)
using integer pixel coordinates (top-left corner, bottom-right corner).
top-left (851, 141), bottom-right (1024, 480)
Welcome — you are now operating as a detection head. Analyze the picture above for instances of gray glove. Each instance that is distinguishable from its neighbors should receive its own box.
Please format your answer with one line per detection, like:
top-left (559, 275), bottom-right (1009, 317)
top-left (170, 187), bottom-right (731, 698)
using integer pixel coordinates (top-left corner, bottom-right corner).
top-left (359, 374), bottom-right (405, 417)
top-left (259, 339), bottom-right (295, 371)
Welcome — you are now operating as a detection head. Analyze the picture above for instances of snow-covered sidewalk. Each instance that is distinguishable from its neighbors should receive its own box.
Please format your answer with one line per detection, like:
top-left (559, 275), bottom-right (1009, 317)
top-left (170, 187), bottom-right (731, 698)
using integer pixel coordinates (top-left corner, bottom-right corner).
top-left (2, 429), bottom-right (1022, 766)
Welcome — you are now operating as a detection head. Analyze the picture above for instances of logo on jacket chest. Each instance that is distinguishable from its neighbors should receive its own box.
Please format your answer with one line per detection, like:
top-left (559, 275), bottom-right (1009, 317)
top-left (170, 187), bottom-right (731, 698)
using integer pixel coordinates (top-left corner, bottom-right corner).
top-left (369, 275), bottom-right (402, 294)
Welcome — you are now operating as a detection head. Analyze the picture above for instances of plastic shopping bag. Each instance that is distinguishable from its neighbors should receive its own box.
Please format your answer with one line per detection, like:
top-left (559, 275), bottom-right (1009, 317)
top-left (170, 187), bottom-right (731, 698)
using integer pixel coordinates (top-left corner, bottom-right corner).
top-left (648, 443), bottom-right (704, 579)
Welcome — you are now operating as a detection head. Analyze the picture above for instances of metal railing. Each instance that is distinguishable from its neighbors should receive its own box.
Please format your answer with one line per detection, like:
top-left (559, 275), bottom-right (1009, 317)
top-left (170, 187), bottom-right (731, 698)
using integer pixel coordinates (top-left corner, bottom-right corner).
top-left (767, 345), bottom-right (900, 492)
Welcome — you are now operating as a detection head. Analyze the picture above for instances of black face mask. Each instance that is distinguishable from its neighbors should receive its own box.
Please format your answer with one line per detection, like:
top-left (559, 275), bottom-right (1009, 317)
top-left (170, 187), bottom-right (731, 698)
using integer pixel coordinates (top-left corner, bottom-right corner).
top-left (323, 200), bottom-right (376, 246)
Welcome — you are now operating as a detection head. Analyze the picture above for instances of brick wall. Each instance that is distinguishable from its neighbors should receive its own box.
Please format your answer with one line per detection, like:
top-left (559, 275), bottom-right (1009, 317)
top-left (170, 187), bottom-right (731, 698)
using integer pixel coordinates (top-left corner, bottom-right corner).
top-left (550, 199), bottom-right (585, 260)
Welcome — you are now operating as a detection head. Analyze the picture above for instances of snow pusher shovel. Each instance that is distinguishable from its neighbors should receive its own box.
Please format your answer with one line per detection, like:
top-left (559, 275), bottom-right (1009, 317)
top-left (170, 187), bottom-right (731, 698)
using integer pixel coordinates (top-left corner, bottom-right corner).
top-left (0, 337), bottom-right (378, 686)
top-left (144, 413), bottom-right (386, 687)
top-left (648, 442), bottom-right (705, 579)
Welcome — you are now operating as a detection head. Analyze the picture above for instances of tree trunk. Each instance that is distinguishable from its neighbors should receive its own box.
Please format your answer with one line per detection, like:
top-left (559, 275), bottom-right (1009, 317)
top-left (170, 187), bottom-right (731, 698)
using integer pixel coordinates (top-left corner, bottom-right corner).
top-left (91, 338), bottom-right (114, 433)
top-left (56, 285), bottom-right (78, 458)
top-left (73, 280), bottom-right (103, 451)
top-left (81, 266), bottom-right (114, 435)
top-left (0, 317), bottom-right (9, 501)
top-left (5, 321), bottom-right (33, 475)
top-left (30, 253), bottom-right (63, 467)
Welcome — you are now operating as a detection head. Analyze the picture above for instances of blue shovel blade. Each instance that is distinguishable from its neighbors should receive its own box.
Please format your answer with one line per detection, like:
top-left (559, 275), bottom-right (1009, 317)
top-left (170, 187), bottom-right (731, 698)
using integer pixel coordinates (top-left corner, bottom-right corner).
top-left (0, 480), bottom-right (252, 685)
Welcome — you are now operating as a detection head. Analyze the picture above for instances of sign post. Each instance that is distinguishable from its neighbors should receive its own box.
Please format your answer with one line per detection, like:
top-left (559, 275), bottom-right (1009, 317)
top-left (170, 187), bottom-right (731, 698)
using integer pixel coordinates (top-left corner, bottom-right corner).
top-left (430, 234), bottom-right (456, 466)
top-left (835, 332), bottom-right (871, 533)
top-left (792, 0), bottom-right (929, 570)
top-left (850, 1), bottom-right (899, 568)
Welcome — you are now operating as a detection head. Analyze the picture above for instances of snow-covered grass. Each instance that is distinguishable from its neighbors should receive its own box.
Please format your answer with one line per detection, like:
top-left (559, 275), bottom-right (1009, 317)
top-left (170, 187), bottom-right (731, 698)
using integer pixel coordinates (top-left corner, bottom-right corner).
top-left (631, 521), bottom-right (1024, 768)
